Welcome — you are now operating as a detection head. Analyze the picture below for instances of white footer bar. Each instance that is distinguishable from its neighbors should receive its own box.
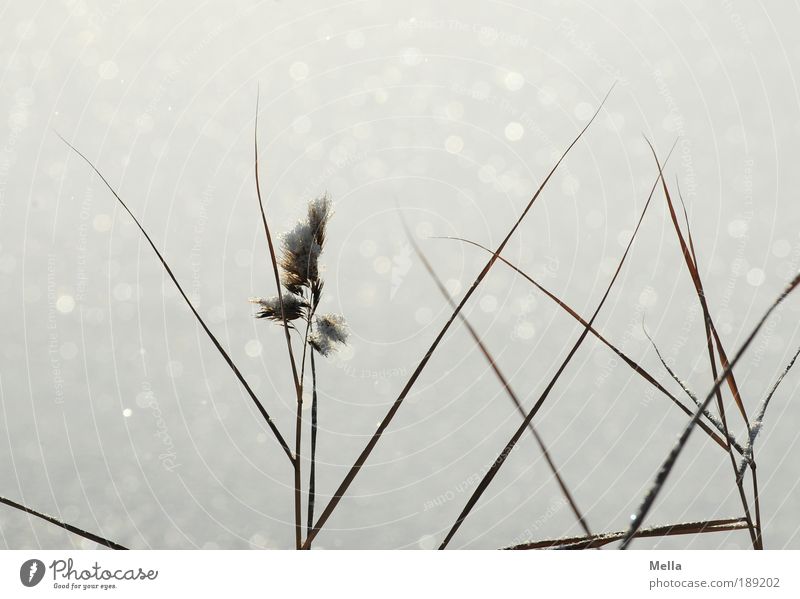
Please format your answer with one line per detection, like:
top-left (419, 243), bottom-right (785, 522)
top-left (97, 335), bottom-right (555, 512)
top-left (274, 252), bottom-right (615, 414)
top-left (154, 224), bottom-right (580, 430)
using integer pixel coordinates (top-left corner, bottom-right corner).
top-left (0, 550), bottom-right (796, 597)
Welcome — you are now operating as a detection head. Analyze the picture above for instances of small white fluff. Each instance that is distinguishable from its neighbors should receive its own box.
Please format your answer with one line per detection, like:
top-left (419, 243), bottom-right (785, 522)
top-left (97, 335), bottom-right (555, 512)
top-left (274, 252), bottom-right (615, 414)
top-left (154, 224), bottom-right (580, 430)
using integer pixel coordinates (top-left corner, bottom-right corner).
top-left (309, 313), bottom-right (349, 356)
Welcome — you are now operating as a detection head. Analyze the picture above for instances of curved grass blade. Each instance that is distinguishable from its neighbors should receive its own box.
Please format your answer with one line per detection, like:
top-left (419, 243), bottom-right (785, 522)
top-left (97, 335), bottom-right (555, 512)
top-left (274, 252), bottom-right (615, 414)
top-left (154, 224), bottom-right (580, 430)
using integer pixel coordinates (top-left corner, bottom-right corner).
top-left (56, 133), bottom-right (293, 463)
top-left (253, 90), bottom-right (303, 399)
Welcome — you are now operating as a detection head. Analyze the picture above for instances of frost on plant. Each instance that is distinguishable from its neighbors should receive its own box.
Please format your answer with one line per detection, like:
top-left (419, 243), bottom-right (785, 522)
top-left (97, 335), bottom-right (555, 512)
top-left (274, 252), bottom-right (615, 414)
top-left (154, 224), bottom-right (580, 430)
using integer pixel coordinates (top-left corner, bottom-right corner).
top-left (309, 313), bottom-right (349, 356)
top-left (251, 193), bottom-right (347, 358)
top-left (249, 293), bottom-right (308, 322)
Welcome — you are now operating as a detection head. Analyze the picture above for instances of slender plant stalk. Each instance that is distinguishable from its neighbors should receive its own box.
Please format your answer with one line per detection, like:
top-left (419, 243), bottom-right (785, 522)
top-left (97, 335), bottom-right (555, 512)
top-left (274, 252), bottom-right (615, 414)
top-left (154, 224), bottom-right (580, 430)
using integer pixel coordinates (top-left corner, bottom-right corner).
top-left (620, 272), bottom-right (800, 549)
top-left (751, 467), bottom-right (762, 548)
top-left (438, 160), bottom-right (664, 549)
top-left (646, 140), bottom-right (757, 548)
top-left (439, 236), bottom-right (732, 453)
top-left (505, 517), bottom-right (747, 550)
top-left (307, 349), bottom-right (319, 536)
top-left (404, 217), bottom-right (592, 535)
top-left (294, 312), bottom-right (316, 548)
top-left (56, 134), bottom-right (293, 462)
top-left (0, 495), bottom-right (127, 550)
top-left (253, 92), bottom-right (309, 548)
top-left (253, 90), bottom-right (303, 399)
top-left (301, 85), bottom-right (616, 549)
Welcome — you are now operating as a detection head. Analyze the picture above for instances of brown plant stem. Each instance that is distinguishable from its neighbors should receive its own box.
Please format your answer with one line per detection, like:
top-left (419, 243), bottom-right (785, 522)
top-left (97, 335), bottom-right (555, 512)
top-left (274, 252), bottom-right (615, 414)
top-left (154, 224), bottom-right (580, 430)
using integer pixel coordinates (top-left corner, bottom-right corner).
top-left (307, 349), bottom-right (319, 537)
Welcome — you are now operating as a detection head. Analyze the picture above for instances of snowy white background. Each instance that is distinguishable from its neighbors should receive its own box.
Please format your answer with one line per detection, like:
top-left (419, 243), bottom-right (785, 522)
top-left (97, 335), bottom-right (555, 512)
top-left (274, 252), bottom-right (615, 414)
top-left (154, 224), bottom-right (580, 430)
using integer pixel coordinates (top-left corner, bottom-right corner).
top-left (1, 0), bottom-right (800, 549)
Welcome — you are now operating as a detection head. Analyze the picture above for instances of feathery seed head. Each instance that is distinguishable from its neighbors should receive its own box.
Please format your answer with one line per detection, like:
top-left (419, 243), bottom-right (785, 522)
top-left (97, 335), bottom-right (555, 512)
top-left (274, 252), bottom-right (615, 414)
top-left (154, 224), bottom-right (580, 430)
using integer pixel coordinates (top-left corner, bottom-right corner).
top-left (309, 312), bottom-right (349, 356)
top-left (279, 220), bottom-right (322, 292)
top-left (307, 193), bottom-right (332, 249)
top-left (249, 293), bottom-right (307, 322)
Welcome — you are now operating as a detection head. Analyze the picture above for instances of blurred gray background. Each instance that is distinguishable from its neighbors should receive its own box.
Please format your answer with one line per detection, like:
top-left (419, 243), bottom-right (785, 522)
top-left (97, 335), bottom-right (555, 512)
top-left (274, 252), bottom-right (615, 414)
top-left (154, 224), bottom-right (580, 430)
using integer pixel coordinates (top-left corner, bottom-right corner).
top-left (1, 0), bottom-right (799, 549)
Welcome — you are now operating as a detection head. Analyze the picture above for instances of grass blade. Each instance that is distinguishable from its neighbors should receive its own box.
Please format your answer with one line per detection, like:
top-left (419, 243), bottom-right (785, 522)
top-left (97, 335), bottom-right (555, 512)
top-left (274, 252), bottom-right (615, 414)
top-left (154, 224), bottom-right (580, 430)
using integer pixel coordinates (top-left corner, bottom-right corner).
top-left (56, 133), bottom-right (294, 463)
top-left (505, 517), bottom-right (747, 550)
top-left (0, 495), bottom-right (127, 550)
top-left (648, 141), bottom-right (747, 424)
top-left (301, 85), bottom-right (615, 549)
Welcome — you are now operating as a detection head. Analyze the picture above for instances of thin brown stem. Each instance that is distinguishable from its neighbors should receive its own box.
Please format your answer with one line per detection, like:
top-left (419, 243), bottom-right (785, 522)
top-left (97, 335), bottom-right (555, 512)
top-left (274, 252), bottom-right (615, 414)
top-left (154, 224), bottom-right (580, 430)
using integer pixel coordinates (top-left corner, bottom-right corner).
top-left (751, 463), bottom-right (763, 549)
top-left (254, 90), bottom-right (303, 404)
top-left (294, 313), bottom-right (313, 549)
top-left (307, 349), bottom-right (319, 538)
